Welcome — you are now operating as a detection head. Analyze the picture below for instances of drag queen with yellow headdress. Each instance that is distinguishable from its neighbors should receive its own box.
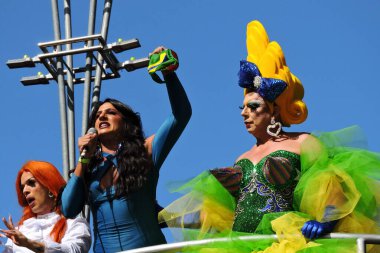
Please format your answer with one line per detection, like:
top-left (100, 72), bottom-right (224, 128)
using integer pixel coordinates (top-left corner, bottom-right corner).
top-left (159, 20), bottom-right (380, 252)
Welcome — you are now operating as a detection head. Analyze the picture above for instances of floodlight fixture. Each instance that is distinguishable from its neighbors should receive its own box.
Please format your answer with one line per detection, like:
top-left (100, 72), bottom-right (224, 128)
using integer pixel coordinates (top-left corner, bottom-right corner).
top-left (6, 57), bottom-right (37, 69)
top-left (21, 73), bottom-right (50, 86)
top-left (111, 38), bottom-right (141, 53)
top-left (122, 57), bottom-right (149, 72)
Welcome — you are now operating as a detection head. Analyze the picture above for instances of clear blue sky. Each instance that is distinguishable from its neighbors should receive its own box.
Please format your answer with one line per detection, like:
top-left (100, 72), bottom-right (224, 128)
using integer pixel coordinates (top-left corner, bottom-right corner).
top-left (1, 0), bottom-right (379, 248)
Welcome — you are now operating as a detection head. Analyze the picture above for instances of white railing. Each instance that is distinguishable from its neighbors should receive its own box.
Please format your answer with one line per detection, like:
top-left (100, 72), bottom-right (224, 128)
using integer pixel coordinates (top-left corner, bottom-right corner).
top-left (120, 233), bottom-right (380, 253)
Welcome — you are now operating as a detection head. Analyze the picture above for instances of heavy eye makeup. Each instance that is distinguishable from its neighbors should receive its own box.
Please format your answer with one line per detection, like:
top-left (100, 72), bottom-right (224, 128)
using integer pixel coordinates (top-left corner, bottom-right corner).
top-left (21, 177), bottom-right (37, 191)
top-left (239, 101), bottom-right (263, 111)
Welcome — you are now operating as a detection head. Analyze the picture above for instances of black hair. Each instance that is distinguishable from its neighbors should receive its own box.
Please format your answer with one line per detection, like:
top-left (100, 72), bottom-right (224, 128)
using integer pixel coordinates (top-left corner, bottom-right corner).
top-left (88, 98), bottom-right (152, 196)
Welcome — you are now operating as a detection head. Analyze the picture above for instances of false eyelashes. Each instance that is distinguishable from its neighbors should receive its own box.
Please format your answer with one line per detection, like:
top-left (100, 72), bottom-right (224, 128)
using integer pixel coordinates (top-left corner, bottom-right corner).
top-left (239, 101), bottom-right (263, 111)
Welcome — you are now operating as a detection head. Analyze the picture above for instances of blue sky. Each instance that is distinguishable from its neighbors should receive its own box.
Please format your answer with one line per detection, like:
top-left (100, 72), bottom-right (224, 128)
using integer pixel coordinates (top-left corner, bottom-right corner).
top-left (1, 0), bottom-right (380, 248)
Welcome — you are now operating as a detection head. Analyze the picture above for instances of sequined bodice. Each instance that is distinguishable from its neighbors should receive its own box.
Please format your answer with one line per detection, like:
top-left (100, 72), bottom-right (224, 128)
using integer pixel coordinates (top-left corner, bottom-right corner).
top-left (232, 150), bottom-right (300, 233)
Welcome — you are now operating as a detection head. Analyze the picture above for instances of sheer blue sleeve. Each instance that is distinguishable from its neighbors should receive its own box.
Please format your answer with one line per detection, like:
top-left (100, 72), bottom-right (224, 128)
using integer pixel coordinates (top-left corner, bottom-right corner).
top-left (151, 72), bottom-right (192, 170)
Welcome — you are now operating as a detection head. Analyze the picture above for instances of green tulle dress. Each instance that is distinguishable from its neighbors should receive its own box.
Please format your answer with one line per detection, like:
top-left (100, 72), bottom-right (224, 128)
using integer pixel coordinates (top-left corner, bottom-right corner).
top-left (159, 126), bottom-right (380, 252)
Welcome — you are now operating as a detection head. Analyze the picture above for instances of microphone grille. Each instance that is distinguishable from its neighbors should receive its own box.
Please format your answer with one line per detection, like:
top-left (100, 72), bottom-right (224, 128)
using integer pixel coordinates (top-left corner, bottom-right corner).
top-left (87, 127), bottom-right (97, 134)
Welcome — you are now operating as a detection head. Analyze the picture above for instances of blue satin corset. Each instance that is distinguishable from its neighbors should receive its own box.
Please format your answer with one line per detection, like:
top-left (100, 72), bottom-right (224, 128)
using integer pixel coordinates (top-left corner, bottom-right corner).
top-left (232, 150), bottom-right (300, 233)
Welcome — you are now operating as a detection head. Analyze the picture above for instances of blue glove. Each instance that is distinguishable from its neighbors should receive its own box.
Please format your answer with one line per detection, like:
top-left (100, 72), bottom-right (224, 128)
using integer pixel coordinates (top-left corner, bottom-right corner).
top-left (301, 220), bottom-right (338, 239)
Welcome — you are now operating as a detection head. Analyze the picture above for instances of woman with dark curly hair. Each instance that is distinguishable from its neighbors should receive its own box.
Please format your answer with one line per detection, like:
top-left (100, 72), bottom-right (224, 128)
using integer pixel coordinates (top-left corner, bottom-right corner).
top-left (61, 46), bottom-right (191, 252)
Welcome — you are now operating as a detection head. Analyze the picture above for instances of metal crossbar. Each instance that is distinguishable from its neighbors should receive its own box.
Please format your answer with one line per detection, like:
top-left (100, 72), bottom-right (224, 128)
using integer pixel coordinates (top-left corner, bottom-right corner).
top-left (6, 1), bottom-right (149, 181)
top-left (120, 233), bottom-right (380, 253)
top-left (7, 34), bottom-right (148, 86)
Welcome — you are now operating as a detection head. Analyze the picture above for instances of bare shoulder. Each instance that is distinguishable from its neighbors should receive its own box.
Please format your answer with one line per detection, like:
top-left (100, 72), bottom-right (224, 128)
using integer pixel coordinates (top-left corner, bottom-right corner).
top-left (273, 132), bottom-right (311, 154)
top-left (282, 132), bottom-right (323, 157)
top-left (290, 132), bottom-right (320, 145)
top-left (300, 133), bottom-right (322, 150)
top-left (284, 132), bottom-right (310, 143)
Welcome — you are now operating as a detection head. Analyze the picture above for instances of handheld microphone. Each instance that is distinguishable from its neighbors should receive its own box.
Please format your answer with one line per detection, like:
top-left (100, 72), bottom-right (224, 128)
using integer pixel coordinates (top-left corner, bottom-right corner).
top-left (80, 127), bottom-right (98, 159)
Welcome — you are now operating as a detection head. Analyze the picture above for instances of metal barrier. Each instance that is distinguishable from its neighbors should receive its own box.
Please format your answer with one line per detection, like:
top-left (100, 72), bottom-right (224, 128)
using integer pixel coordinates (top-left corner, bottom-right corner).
top-left (120, 233), bottom-right (380, 253)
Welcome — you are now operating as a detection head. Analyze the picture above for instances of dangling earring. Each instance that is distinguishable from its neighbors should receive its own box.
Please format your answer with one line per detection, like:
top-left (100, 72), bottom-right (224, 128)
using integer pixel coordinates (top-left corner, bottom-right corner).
top-left (48, 192), bottom-right (54, 199)
top-left (267, 118), bottom-right (282, 137)
top-left (116, 141), bottom-right (125, 156)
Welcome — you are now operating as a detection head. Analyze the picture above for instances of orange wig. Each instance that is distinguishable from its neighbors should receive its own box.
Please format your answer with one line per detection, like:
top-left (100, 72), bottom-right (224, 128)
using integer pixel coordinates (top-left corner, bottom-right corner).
top-left (16, 160), bottom-right (67, 243)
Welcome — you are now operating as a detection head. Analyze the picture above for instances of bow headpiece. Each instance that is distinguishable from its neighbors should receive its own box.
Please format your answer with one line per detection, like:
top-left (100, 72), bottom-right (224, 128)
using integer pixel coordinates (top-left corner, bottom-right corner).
top-left (238, 60), bottom-right (287, 102)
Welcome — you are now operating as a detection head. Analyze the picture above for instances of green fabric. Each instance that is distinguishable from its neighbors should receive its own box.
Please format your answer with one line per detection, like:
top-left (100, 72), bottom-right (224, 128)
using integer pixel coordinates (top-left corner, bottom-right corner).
top-left (254, 211), bottom-right (312, 234)
top-left (148, 49), bottom-right (179, 83)
top-left (171, 170), bottom-right (236, 211)
top-left (148, 49), bottom-right (178, 72)
top-left (294, 126), bottom-right (380, 221)
top-left (181, 230), bottom-right (275, 253)
top-left (298, 239), bottom-right (356, 253)
top-left (163, 126), bottom-right (380, 252)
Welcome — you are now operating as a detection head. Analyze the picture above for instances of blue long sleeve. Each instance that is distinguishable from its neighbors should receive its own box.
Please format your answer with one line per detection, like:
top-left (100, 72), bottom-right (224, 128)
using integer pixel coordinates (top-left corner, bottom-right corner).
top-left (61, 175), bottom-right (86, 218)
top-left (151, 72), bottom-right (192, 169)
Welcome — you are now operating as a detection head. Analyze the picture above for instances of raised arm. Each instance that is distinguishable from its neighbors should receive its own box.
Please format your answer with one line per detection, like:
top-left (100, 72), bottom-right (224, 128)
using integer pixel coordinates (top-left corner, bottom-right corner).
top-left (150, 71), bottom-right (192, 170)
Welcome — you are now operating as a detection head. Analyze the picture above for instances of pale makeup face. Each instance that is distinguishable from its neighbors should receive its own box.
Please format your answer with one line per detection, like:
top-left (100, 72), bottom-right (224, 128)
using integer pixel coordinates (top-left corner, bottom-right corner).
top-left (240, 92), bottom-right (272, 137)
top-left (20, 172), bottom-right (54, 215)
top-left (95, 102), bottom-right (125, 139)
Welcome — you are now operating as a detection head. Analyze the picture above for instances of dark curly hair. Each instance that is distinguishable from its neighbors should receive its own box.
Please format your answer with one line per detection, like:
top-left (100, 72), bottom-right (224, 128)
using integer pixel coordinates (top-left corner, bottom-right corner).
top-left (88, 98), bottom-right (152, 196)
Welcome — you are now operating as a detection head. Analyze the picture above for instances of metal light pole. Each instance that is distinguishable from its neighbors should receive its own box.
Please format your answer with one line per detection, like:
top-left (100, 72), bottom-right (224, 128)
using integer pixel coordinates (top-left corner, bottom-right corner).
top-left (7, 0), bottom-right (149, 188)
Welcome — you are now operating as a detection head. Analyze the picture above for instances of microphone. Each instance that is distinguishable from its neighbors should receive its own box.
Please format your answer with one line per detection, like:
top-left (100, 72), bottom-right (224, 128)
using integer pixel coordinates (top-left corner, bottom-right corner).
top-left (80, 127), bottom-right (98, 159)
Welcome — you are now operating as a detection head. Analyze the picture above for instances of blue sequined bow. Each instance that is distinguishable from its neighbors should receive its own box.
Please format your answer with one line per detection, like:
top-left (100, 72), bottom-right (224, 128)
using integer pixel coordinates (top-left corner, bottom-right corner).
top-left (238, 60), bottom-right (287, 102)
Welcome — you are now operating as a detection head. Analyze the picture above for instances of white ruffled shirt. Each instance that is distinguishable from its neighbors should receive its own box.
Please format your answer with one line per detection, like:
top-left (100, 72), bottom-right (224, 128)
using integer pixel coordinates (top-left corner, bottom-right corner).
top-left (2, 212), bottom-right (91, 253)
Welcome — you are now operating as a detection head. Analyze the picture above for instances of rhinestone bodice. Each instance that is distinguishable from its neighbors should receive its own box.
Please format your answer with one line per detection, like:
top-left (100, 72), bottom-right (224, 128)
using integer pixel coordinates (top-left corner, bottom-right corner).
top-left (232, 150), bottom-right (300, 233)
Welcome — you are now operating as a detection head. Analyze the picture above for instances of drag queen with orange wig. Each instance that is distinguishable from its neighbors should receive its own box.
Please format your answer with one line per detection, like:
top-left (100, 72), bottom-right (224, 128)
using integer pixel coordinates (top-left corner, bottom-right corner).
top-left (0, 161), bottom-right (91, 253)
top-left (159, 21), bottom-right (380, 253)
